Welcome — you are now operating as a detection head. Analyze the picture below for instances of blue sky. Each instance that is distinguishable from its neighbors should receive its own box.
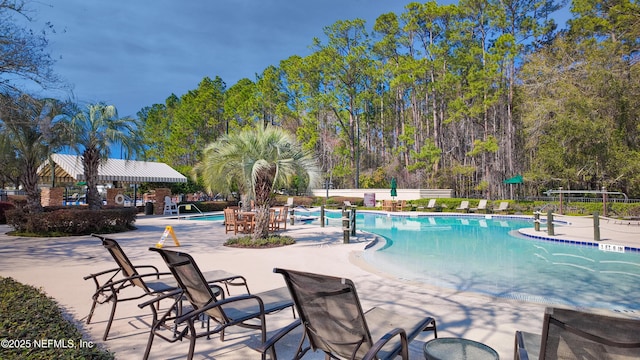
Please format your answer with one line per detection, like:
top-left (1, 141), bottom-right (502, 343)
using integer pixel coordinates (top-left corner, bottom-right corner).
top-left (26, 0), bottom-right (444, 118)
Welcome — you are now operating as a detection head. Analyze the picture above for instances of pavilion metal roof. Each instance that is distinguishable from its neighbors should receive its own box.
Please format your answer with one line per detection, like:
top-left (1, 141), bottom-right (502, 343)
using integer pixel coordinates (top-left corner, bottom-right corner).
top-left (38, 154), bottom-right (187, 184)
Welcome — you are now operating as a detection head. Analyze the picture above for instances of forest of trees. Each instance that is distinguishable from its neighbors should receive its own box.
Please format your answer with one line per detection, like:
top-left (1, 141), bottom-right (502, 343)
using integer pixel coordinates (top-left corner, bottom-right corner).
top-left (138, 0), bottom-right (639, 199)
top-left (2, 1), bottom-right (639, 200)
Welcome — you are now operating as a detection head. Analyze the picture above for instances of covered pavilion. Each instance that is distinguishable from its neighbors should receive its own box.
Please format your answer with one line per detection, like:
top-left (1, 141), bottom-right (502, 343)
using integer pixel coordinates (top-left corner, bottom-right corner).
top-left (37, 154), bottom-right (186, 209)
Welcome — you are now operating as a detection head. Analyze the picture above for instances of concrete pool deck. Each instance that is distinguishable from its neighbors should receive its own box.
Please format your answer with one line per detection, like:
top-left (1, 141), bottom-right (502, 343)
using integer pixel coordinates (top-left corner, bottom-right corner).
top-left (1, 212), bottom-right (639, 359)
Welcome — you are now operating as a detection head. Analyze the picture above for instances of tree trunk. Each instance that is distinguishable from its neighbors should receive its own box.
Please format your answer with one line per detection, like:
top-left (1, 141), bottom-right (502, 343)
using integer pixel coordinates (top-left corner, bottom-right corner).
top-left (83, 148), bottom-right (102, 210)
top-left (252, 205), bottom-right (270, 240)
top-left (23, 158), bottom-right (43, 213)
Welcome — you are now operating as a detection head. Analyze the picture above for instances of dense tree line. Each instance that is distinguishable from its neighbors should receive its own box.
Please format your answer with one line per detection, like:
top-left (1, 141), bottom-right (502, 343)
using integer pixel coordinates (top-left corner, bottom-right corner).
top-left (138, 0), bottom-right (639, 199)
top-left (2, 0), bottom-right (639, 203)
top-left (0, 1), bottom-right (142, 212)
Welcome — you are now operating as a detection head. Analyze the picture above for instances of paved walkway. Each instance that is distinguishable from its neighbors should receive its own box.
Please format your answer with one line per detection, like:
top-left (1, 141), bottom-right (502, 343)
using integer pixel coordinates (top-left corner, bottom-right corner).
top-left (1, 212), bottom-right (639, 359)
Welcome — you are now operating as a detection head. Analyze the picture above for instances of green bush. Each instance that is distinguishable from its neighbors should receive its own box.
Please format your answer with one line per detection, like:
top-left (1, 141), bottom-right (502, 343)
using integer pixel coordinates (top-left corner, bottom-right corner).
top-left (177, 201), bottom-right (234, 213)
top-left (5, 208), bottom-right (137, 236)
top-left (225, 234), bottom-right (295, 248)
top-left (0, 277), bottom-right (114, 359)
top-left (0, 202), bottom-right (15, 224)
top-left (272, 195), bottom-right (315, 207)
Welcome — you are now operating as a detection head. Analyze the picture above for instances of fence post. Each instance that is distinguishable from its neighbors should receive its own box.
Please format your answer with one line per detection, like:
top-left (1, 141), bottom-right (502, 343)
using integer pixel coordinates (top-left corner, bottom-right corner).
top-left (320, 205), bottom-right (325, 228)
top-left (558, 187), bottom-right (563, 215)
top-left (602, 187), bottom-right (608, 217)
top-left (593, 211), bottom-right (600, 241)
top-left (342, 208), bottom-right (350, 244)
top-left (350, 207), bottom-right (356, 236)
top-left (547, 210), bottom-right (555, 236)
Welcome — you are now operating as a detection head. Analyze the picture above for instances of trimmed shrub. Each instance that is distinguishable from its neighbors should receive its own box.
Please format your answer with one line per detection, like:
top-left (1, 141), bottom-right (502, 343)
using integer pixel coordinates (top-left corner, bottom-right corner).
top-left (225, 234), bottom-right (295, 248)
top-left (177, 201), bottom-right (233, 213)
top-left (5, 208), bottom-right (137, 236)
top-left (0, 201), bottom-right (15, 224)
top-left (272, 195), bottom-right (315, 207)
top-left (0, 277), bottom-right (114, 359)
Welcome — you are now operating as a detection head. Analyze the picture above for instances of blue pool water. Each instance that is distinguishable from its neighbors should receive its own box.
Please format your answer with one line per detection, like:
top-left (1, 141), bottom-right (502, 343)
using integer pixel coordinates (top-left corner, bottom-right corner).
top-left (189, 214), bottom-right (224, 221)
top-left (300, 210), bottom-right (640, 312)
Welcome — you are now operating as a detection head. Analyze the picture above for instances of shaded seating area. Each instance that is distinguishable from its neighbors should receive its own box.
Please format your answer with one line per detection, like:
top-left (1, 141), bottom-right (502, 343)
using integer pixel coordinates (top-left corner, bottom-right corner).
top-left (226, 206), bottom-right (291, 234)
top-left (515, 307), bottom-right (640, 360)
top-left (274, 268), bottom-right (437, 360)
top-left (143, 248), bottom-right (297, 360)
top-left (84, 235), bottom-right (245, 341)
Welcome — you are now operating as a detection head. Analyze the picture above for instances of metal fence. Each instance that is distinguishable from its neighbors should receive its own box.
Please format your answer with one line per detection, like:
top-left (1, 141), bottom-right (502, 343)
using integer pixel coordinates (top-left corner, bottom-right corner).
top-left (524, 196), bottom-right (640, 204)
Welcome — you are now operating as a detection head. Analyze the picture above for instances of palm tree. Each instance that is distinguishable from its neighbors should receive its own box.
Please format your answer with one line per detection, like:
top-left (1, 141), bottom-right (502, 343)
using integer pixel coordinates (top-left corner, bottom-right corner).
top-left (68, 103), bottom-right (143, 210)
top-left (0, 93), bottom-right (71, 213)
top-left (195, 125), bottom-right (321, 239)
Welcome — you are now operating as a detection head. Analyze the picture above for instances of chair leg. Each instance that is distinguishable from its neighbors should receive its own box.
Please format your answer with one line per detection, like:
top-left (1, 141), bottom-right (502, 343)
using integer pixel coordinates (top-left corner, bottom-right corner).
top-left (103, 299), bottom-right (118, 341)
top-left (292, 331), bottom-right (310, 360)
top-left (187, 321), bottom-right (198, 360)
top-left (86, 299), bottom-right (98, 324)
top-left (142, 327), bottom-right (155, 360)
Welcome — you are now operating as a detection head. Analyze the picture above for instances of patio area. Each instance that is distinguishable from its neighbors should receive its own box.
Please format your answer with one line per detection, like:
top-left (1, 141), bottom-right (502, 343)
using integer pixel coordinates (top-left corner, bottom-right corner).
top-left (1, 213), bottom-right (638, 359)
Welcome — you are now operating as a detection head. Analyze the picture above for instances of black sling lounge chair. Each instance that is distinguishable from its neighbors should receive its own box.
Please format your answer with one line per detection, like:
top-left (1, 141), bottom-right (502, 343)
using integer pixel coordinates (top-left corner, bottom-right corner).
top-left (274, 268), bottom-right (438, 360)
top-left (84, 234), bottom-right (246, 341)
top-left (144, 248), bottom-right (298, 360)
top-left (515, 307), bottom-right (640, 360)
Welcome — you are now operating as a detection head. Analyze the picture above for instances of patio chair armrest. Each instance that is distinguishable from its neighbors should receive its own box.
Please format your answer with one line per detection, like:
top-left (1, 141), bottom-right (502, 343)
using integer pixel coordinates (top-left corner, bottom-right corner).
top-left (254, 319), bottom-right (302, 355)
top-left (514, 330), bottom-right (543, 360)
top-left (131, 264), bottom-right (162, 276)
top-left (175, 292), bottom-right (261, 324)
top-left (362, 328), bottom-right (408, 360)
top-left (138, 288), bottom-right (183, 309)
top-left (83, 267), bottom-right (121, 280)
top-left (91, 272), bottom-right (174, 295)
top-left (515, 331), bottom-right (530, 360)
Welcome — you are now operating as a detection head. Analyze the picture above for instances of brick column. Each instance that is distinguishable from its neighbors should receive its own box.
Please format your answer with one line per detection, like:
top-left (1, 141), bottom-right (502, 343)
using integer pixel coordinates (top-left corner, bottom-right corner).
top-left (41, 187), bottom-right (64, 207)
top-left (154, 188), bottom-right (172, 215)
top-left (106, 188), bottom-right (125, 207)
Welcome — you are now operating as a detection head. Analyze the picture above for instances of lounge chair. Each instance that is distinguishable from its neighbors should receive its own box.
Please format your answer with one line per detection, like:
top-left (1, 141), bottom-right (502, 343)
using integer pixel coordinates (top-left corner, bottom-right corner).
top-left (426, 199), bottom-right (437, 209)
top-left (456, 200), bottom-right (470, 212)
top-left (470, 199), bottom-right (488, 213)
top-left (143, 248), bottom-right (297, 360)
top-left (515, 307), bottom-right (640, 360)
top-left (496, 201), bottom-right (509, 213)
top-left (84, 235), bottom-right (246, 341)
top-left (274, 268), bottom-right (438, 360)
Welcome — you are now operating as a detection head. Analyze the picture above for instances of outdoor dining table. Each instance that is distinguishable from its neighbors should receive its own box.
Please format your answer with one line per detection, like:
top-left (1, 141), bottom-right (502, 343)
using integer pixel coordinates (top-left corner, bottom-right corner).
top-left (423, 337), bottom-right (499, 360)
top-left (238, 211), bottom-right (255, 233)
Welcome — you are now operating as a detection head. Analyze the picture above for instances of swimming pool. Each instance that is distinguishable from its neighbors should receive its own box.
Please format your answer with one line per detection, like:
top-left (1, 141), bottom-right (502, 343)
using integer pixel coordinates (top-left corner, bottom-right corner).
top-left (298, 210), bottom-right (640, 312)
top-left (188, 214), bottom-right (225, 221)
